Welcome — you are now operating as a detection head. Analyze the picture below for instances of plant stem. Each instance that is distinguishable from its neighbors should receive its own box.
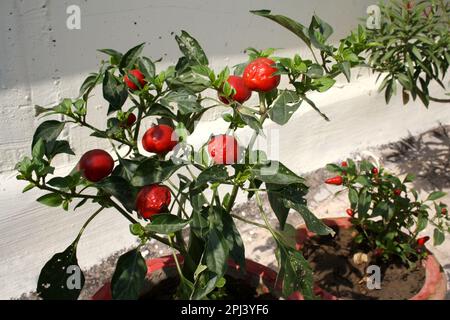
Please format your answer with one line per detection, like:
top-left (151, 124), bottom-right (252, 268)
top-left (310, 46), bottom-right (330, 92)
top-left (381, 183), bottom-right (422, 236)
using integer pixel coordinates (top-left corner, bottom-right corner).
top-left (169, 235), bottom-right (185, 279)
top-left (230, 213), bottom-right (269, 230)
top-left (33, 180), bottom-right (98, 200)
top-left (226, 184), bottom-right (239, 214)
top-left (74, 207), bottom-right (104, 247)
top-left (79, 119), bottom-right (133, 147)
top-left (258, 92), bottom-right (267, 115)
top-left (254, 191), bottom-right (278, 239)
top-left (132, 99), bottom-right (144, 154)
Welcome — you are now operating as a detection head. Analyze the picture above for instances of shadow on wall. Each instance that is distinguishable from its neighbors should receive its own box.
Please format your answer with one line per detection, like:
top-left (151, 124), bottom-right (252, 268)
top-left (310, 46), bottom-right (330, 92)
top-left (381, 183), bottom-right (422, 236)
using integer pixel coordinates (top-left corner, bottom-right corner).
top-left (383, 124), bottom-right (450, 193)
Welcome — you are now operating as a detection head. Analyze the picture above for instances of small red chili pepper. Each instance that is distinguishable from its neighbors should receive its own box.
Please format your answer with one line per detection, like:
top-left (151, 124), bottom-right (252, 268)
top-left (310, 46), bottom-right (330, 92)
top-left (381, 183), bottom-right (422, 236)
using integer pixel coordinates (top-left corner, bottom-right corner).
top-left (346, 209), bottom-right (354, 217)
top-left (374, 248), bottom-right (384, 257)
top-left (441, 207), bottom-right (448, 216)
top-left (417, 236), bottom-right (430, 247)
top-left (325, 176), bottom-right (343, 185)
top-left (372, 167), bottom-right (379, 175)
top-left (341, 161), bottom-right (348, 167)
top-left (406, 1), bottom-right (414, 11)
top-left (393, 189), bottom-right (402, 196)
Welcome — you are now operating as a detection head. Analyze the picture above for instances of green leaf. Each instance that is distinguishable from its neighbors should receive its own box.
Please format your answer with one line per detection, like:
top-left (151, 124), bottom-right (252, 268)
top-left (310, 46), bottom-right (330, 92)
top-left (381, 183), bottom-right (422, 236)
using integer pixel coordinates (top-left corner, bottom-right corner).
top-left (238, 112), bottom-right (263, 134)
top-left (204, 227), bottom-right (229, 276)
top-left (191, 205), bottom-right (210, 240)
top-left (37, 242), bottom-right (85, 300)
top-left (79, 73), bottom-right (99, 97)
top-left (146, 103), bottom-right (177, 119)
top-left (355, 176), bottom-right (370, 186)
top-left (47, 140), bottom-right (75, 158)
top-left (250, 10), bottom-right (311, 47)
top-left (404, 173), bottom-right (416, 183)
top-left (267, 183), bottom-right (308, 230)
top-left (220, 211), bottom-right (245, 270)
top-left (32, 120), bottom-right (65, 152)
top-left (267, 190), bottom-right (290, 230)
top-left (313, 77), bottom-right (336, 92)
top-left (308, 14), bottom-right (333, 50)
top-left (306, 64), bottom-right (324, 78)
top-left (131, 158), bottom-right (183, 187)
top-left (32, 138), bottom-right (46, 160)
top-left (175, 31), bottom-right (209, 66)
top-left (282, 200), bottom-right (335, 236)
top-left (138, 57), bottom-right (155, 80)
top-left (96, 176), bottom-right (138, 212)
top-left (103, 71), bottom-right (128, 114)
top-left (159, 89), bottom-right (203, 115)
top-left (427, 191), bottom-right (446, 201)
top-left (357, 189), bottom-right (372, 217)
top-left (98, 48), bottom-right (123, 64)
top-left (191, 271), bottom-right (219, 300)
top-left (303, 96), bottom-right (329, 121)
top-left (277, 242), bottom-right (314, 299)
top-left (111, 249), bottom-right (147, 300)
top-left (47, 174), bottom-right (78, 189)
top-left (37, 193), bottom-right (64, 207)
top-left (167, 70), bottom-right (211, 93)
top-left (196, 165), bottom-right (229, 186)
top-left (339, 61), bottom-right (351, 82)
top-left (22, 183), bottom-right (35, 193)
top-left (251, 161), bottom-right (304, 185)
top-left (348, 188), bottom-right (358, 209)
top-left (268, 90), bottom-right (302, 125)
top-left (144, 214), bottom-right (190, 234)
top-left (433, 228), bottom-right (445, 246)
top-left (119, 43), bottom-right (145, 70)
top-left (416, 214), bottom-right (428, 232)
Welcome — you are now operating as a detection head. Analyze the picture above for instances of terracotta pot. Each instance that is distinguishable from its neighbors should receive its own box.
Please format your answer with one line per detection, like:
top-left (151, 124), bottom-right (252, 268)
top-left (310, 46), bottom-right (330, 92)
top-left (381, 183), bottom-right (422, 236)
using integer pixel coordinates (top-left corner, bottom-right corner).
top-left (295, 216), bottom-right (448, 300)
top-left (92, 255), bottom-right (280, 300)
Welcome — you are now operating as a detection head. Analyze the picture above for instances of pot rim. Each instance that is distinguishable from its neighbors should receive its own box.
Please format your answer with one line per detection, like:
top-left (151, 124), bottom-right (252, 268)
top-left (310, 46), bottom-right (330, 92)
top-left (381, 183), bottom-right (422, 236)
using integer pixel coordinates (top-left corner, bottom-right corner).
top-left (92, 255), bottom-right (279, 300)
top-left (295, 216), bottom-right (448, 300)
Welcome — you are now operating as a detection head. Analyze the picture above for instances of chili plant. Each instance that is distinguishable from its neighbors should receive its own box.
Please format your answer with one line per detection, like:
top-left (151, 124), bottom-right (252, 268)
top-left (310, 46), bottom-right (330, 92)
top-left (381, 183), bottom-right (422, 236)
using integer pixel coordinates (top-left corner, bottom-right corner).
top-left (362, 0), bottom-right (450, 106)
top-left (16, 11), bottom-right (364, 300)
top-left (326, 159), bottom-right (450, 266)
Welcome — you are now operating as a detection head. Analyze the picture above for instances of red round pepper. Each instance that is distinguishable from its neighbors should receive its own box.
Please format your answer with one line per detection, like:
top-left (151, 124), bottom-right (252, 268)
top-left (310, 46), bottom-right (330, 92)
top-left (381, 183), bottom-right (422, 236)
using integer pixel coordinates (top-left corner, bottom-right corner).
top-left (218, 75), bottom-right (252, 104)
top-left (142, 124), bottom-right (178, 154)
top-left (243, 57), bottom-right (280, 92)
top-left (207, 134), bottom-right (239, 165)
top-left (78, 149), bottom-right (114, 182)
top-left (124, 69), bottom-right (146, 91)
top-left (136, 184), bottom-right (171, 219)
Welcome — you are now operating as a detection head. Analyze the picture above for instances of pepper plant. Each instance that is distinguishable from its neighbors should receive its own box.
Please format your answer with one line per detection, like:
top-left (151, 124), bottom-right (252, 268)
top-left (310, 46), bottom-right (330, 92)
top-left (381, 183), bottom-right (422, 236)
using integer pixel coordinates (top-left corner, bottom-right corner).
top-left (325, 159), bottom-right (450, 266)
top-left (15, 11), bottom-right (365, 300)
top-left (361, 0), bottom-right (450, 106)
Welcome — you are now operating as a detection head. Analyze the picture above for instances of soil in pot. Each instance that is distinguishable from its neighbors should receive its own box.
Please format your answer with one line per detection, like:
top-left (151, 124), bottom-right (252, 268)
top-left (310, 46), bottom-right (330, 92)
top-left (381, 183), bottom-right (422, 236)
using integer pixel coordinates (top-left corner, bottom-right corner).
top-left (139, 274), bottom-right (276, 300)
top-left (301, 226), bottom-right (426, 300)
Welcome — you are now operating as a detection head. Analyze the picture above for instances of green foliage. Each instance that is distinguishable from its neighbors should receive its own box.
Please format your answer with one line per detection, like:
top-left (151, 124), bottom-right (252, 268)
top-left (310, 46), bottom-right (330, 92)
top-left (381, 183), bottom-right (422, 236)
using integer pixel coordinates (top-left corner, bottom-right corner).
top-left (326, 158), bottom-right (450, 264)
top-left (18, 8), bottom-right (445, 301)
top-left (37, 241), bottom-right (84, 300)
top-left (362, 0), bottom-right (450, 106)
top-left (111, 249), bottom-right (148, 300)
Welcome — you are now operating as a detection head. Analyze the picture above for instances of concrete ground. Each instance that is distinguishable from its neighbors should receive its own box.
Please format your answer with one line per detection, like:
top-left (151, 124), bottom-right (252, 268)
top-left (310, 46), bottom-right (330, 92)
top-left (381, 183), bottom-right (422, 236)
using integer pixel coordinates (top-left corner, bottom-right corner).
top-left (17, 125), bottom-right (450, 300)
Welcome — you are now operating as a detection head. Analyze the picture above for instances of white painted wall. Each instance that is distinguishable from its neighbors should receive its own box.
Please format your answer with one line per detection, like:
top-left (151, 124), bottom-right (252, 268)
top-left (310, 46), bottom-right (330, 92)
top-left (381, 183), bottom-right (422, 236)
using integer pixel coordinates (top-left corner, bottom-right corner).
top-left (1, 0), bottom-right (449, 299)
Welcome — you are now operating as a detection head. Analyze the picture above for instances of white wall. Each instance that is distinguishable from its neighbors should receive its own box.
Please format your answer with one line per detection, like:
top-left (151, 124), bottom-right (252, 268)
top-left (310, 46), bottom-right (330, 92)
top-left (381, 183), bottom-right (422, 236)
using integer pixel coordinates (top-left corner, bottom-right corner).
top-left (1, 0), bottom-right (450, 299)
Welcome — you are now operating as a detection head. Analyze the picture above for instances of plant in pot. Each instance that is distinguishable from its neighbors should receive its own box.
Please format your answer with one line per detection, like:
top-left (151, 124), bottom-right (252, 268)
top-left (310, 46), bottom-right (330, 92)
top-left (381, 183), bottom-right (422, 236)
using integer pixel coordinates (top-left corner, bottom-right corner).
top-left (296, 159), bottom-right (449, 299)
top-left (15, 11), bottom-right (365, 300)
top-left (361, 0), bottom-right (449, 106)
